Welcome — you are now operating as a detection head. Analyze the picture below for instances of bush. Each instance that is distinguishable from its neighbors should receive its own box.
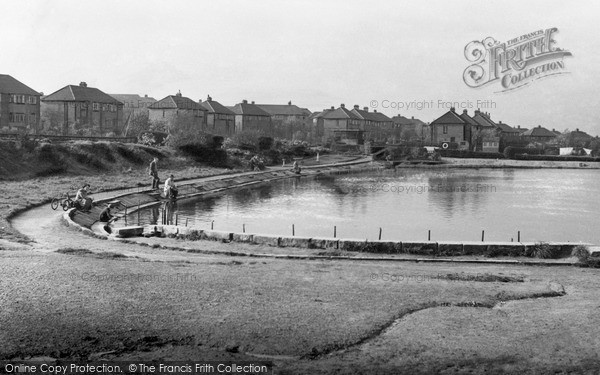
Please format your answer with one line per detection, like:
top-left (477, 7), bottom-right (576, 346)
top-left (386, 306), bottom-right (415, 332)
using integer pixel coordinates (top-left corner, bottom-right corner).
top-left (572, 245), bottom-right (590, 262)
top-left (258, 137), bottom-right (274, 150)
top-left (439, 149), bottom-right (504, 159)
top-left (139, 132), bottom-right (168, 147)
top-left (503, 146), bottom-right (544, 158)
top-left (178, 143), bottom-right (228, 167)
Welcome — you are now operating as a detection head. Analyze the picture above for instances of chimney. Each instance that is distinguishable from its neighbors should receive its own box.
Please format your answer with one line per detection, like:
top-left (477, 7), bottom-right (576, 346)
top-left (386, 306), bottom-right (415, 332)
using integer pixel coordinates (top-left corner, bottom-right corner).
top-left (463, 109), bottom-right (467, 114)
top-left (288, 101), bottom-right (292, 105)
top-left (576, 128), bottom-right (579, 131)
top-left (79, 82), bottom-right (87, 87)
top-left (374, 110), bottom-right (378, 113)
top-left (517, 125), bottom-right (521, 129)
top-left (251, 101), bottom-right (255, 104)
top-left (176, 90), bottom-right (182, 97)
top-left (330, 106), bottom-right (334, 110)
top-left (499, 121), bottom-right (502, 124)
top-left (363, 107), bottom-right (368, 111)
top-left (450, 107), bottom-right (455, 112)
top-left (207, 95), bottom-right (212, 101)
top-left (552, 128), bottom-right (556, 131)
top-left (144, 94), bottom-right (148, 98)
top-left (538, 125), bottom-right (541, 128)
top-left (340, 103), bottom-right (345, 108)
top-left (354, 105), bottom-right (359, 109)
top-left (242, 99), bottom-right (248, 104)
top-left (412, 116), bottom-right (414, 119)
top-left (475, 108), bottom-right (480, 114)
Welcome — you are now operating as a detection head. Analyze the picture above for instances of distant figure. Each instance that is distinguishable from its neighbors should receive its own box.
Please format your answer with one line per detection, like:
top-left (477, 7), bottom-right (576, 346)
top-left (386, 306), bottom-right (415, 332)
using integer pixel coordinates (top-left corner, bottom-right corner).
top-left (99, 203), bottom-right (115, 222)
top-left (292, 160), bottom-right (301, 174)
top-left (75, 184), bottom-right (93, 211)
top-left (99, 203), bottom-right (116, 233)
top-left (149, 157), bottom-right (159, 190)
top-left (164, 174), bottom-right (178, 199)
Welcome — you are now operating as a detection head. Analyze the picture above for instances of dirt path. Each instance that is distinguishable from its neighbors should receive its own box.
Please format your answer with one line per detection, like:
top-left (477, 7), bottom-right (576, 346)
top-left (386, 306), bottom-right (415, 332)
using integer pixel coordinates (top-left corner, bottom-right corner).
top-left (4, 156), bottom-right (600, 373)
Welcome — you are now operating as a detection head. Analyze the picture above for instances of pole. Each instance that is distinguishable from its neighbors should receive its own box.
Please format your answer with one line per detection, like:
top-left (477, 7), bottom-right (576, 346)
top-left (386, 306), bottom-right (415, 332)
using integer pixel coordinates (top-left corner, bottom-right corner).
top-left (428, 229), bottom-right (431, 241)
top-left (481, 230), bottom-right (485, 242)
top-left (292, 224), bottom-right (295, 236)
top-left (243, 224), bottom-right (245, 233)
top-left (211, 221), bottom-right (214, 230)
top-left (378, 227), bottom-right (382, 241)
top-left (518, 231), bottom-right (521, 242)
top-left (334, 226), bottom-right (337, 238)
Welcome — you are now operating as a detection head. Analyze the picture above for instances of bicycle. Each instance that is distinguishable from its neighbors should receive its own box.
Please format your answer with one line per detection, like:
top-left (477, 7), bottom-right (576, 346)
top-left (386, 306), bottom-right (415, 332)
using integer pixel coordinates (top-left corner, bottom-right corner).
top-left (50, 192), bottom-right (76, 211)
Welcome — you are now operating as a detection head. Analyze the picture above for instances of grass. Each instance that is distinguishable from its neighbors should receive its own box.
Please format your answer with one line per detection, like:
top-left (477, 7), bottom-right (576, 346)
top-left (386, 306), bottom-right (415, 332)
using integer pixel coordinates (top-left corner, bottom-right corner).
top-left (0, 143), bottom-right (233, 243)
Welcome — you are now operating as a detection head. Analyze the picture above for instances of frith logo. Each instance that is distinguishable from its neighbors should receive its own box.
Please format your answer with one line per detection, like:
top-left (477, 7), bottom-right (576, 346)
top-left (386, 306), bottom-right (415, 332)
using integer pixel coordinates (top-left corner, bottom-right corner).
top-left (463, 27), bottom-right (572, 92)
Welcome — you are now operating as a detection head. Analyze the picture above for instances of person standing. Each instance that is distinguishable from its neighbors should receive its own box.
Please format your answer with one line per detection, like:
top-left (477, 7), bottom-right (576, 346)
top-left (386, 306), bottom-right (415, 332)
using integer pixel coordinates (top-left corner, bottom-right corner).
top-left (149, 157), bottom-right (159, 190)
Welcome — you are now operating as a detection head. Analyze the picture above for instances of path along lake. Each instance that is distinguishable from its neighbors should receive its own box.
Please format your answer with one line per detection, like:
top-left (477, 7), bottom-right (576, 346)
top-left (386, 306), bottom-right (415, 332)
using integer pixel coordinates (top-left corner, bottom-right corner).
top-left (128, 168), bottom-right (600, 244)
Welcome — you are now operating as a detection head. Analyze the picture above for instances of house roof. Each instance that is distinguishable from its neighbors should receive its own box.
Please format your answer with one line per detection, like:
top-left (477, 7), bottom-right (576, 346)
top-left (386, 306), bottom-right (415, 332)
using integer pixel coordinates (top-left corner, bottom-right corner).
top-left (0, 74), bottom-right (40, 96)
top-left (149, 94), bottom-right (206, 110)
top-left (110, 94), bottom-right (157, 105)
top-left (351, 107), bottom-right (392, 122)
top-left (200, 97), bottom-right (236, 115)
top-left (228, 101), bottom-right (271, 116)
top-left (471, 111), bottom-right (496, 128)
top-left (570, 129), bottom-right (592, 139)
top-left (255, 103), bottom-right (309, 116)
top-left (496, 121), bottom-right (521, 133)
top-left (521, 125), bottom-right (557, 138)
top-left (391, 115), bottom-right (427, 127)
top-left (321, 105), bottom-right (362, 120)
top-left (459, 111), bottom-right (479, 126)
top-left (43, 84), bottom-right (121, 104)
top-left (430, 110), bottom-right (466, 125)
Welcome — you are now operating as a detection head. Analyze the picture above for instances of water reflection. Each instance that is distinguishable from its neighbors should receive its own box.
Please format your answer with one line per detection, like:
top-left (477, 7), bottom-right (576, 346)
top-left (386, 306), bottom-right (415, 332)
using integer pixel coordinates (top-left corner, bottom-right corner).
top-left (123, 168), bottom-right (600, 243)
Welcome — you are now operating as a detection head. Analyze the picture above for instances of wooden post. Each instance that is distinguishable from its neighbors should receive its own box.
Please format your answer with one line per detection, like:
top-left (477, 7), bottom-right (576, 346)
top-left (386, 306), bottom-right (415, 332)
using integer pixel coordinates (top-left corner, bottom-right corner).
top-left (428, 230), bottom-right (431, 241)
top-left (243, 224), bottom-right (245, 233)
top-left (292, 224), bottom-right (295, 236)
top-left (185, 218), bottom-right (188, 227)
top-left (175, 213), bottom-right (178, 226)
top-left (518, 231), bottom-right (521, 242)
top-left (481, 230), bottom-right (485, 242)
top-left (211, 221), bottom-right (214, 230)
top-left (378, 227), bottom-right (382, 241)
top-left (334, 226), bottom-right (337, 238)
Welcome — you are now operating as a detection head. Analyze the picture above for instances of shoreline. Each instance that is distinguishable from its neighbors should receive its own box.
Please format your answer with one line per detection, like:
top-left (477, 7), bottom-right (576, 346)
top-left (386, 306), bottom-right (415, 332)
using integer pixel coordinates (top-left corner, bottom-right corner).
top-left (430, 157), bottom-right (600, 169)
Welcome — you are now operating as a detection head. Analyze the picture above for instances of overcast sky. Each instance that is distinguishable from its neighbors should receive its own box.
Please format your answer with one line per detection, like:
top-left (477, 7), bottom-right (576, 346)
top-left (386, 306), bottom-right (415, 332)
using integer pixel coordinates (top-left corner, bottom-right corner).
top-left (2, 0), bottom-right (599, 135)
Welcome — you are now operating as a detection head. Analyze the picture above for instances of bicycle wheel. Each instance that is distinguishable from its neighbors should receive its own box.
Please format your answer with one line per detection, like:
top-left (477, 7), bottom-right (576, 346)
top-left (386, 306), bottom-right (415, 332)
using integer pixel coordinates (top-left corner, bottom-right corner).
top-left (62, 199), bottom-right (71, 211)
top-left (51, 198), bottom-right (59, 210)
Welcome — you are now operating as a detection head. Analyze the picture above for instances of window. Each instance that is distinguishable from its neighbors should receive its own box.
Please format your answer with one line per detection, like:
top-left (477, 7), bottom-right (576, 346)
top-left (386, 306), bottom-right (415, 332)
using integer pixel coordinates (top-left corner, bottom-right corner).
top-left (442, 125), bottom-right (448, 134)
top-left (93, 102), bottom-right (99, 111)
top-left (9, 112), bottom-right (26, 123)
top-left (28, 96), bottom-right (37, 104)
top-left (11, 95), bottom-right (25, 104)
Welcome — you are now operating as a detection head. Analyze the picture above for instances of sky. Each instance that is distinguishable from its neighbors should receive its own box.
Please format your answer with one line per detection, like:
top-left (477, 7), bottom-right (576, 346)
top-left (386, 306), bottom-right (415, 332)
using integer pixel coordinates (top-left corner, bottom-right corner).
top-left (1, 0), bottom-right (599, 135)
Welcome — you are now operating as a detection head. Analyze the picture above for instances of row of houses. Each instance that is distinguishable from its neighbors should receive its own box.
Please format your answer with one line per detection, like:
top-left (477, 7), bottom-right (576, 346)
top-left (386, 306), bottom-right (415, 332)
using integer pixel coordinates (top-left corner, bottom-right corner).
top-left (0, 74), bottom-right (430, 143)
top-left (429, 107), bottom-right (597, 152)
top-left (1, 74), bottom-right (596, 151)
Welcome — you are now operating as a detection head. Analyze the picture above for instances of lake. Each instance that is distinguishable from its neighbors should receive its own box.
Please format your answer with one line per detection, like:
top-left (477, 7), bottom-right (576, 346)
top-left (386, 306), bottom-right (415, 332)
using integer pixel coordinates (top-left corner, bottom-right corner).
top-left (127, 168), bottom-right (600, 244)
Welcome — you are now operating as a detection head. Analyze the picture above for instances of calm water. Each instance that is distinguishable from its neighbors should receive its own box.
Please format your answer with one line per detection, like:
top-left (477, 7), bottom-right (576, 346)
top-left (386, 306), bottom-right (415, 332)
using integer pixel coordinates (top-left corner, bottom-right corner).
top-left (126, 169), bottom-right (600, 243)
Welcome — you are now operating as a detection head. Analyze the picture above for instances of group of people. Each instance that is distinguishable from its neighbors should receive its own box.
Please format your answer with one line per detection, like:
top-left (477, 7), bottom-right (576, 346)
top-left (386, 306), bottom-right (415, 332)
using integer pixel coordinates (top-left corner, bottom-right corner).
top-left (150, 157), bottom-right (178, 199)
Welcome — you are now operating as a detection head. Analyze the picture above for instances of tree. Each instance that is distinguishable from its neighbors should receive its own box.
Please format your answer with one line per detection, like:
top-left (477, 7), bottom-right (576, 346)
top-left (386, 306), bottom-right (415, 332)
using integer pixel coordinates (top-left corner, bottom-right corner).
top-left (126, 112), bottom-right (152, 137)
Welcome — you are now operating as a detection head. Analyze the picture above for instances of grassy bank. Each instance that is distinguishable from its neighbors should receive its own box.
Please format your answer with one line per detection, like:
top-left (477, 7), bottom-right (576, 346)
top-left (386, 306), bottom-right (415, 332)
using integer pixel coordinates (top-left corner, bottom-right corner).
top-left (0, 141), bottom-right (233, 242)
